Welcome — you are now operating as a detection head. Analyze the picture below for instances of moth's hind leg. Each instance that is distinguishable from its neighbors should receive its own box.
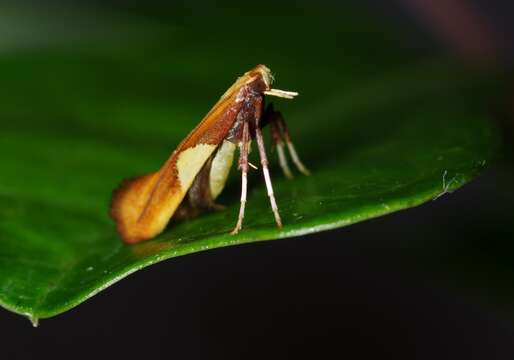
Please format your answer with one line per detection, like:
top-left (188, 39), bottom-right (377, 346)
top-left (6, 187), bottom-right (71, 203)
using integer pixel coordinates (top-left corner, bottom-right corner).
top-left (265, 104), bottom-right (310, 177)
top-left (267, 108), bottom-right (293, 179)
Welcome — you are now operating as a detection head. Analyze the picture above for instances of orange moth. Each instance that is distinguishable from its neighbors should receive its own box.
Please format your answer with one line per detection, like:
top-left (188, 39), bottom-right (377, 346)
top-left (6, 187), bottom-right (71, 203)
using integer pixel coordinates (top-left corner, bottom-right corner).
top-left (110, 64), bottom-right (309, 244)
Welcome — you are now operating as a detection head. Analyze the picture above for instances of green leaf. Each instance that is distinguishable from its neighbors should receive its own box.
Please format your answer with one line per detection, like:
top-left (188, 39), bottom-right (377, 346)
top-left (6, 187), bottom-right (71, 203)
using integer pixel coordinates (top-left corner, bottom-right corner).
top-left (0, 6), bottom-right (500, 323)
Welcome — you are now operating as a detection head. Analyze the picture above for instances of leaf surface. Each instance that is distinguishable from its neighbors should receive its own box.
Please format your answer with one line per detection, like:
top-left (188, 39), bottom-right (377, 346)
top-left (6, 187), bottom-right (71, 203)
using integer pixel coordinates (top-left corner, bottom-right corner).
top-left (0, 7), bottom-right (500, 322)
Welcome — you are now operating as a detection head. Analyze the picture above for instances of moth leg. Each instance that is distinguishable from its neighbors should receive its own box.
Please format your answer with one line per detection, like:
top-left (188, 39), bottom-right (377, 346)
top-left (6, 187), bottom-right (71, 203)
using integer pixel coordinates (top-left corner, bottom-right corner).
top-left (272, 107), bottom-right (310, 176)
top-left (231, 118), bottom-right (251, 235)
top-left (255, 98), bottom-right (283, 229)
top-left (267, 106), bottom-right (293, 179)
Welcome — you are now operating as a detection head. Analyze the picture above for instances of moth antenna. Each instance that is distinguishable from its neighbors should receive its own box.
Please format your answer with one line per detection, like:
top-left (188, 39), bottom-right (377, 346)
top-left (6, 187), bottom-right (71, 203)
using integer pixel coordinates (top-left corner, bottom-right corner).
top-left (264, 89), bottom-right (299, 99)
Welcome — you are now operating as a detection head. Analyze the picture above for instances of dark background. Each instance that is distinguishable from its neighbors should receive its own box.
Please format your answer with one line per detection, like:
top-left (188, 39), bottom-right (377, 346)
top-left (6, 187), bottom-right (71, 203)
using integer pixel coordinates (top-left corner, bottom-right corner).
top-left (3, 1), bottom-right (514, 359)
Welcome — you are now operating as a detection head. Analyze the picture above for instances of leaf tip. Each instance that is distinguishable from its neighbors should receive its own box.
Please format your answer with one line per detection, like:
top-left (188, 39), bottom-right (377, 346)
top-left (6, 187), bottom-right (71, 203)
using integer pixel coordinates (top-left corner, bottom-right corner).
top-left (27, 314), bottom-right (39, 327)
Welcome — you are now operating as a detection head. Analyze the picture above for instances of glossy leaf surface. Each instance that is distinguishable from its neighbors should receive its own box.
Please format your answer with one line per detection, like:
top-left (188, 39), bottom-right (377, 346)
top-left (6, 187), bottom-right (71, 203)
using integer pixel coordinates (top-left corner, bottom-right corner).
top-left (0, 7), bottom-right (499, 322)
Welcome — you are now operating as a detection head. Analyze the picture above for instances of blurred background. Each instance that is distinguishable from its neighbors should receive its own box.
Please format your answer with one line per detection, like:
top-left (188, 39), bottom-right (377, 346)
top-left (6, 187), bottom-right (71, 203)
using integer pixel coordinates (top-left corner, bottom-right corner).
top-left (2, 0), bottom-right (514, 359)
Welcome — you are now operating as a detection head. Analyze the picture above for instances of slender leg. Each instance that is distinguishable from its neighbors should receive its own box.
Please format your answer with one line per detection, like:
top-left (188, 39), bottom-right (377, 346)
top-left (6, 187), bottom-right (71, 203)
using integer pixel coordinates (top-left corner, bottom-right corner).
top-left (231, 119), bottom-right (250, 235)
top-left (255, 99), bottom-right (283, 228)
top-left (276, 115), bottom-right (310, 176)
top-left (270, 119), bottom-right (293, 179)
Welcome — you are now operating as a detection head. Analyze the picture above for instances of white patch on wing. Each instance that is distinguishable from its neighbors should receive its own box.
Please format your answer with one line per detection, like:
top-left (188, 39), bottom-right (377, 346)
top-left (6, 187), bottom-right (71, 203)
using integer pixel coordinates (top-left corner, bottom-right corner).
top-left (210, 140), bottom-right (236, 199)
top-left (176, 143), bottom-right (217, 192)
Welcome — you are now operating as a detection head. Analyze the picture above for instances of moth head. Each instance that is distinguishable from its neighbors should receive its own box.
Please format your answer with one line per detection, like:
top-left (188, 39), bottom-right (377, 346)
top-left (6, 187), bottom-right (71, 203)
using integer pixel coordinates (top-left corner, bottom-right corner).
top-left (247, 64), bottom-right (298, 99)
top-left (255, 64), bottom-right (274, 90)
top-left (244, 64), bottom-right (273, 91)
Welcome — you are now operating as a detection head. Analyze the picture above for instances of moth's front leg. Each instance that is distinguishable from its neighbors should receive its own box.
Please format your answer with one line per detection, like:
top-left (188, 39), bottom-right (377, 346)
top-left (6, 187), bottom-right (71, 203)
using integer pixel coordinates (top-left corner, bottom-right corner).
top-left (254, 97), bottom-right (283, 229)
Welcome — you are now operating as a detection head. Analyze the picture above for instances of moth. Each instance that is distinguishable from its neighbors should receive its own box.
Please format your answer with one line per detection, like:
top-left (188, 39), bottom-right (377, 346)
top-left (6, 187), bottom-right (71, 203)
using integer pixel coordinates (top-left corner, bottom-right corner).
top-left (111, 64), bottom-right (309, 244)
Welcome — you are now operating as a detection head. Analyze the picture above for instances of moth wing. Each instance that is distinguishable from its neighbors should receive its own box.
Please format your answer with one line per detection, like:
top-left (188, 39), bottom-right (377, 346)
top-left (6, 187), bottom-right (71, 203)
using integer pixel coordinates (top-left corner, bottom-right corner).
top-left (111, 69), bottom-right (257, 244)
top-left (111, 172), bottom-right (160, 243)
top-left (209, 140), bottom-right (237, 200)
top-left (111, 144), bottom-right (218, 244)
